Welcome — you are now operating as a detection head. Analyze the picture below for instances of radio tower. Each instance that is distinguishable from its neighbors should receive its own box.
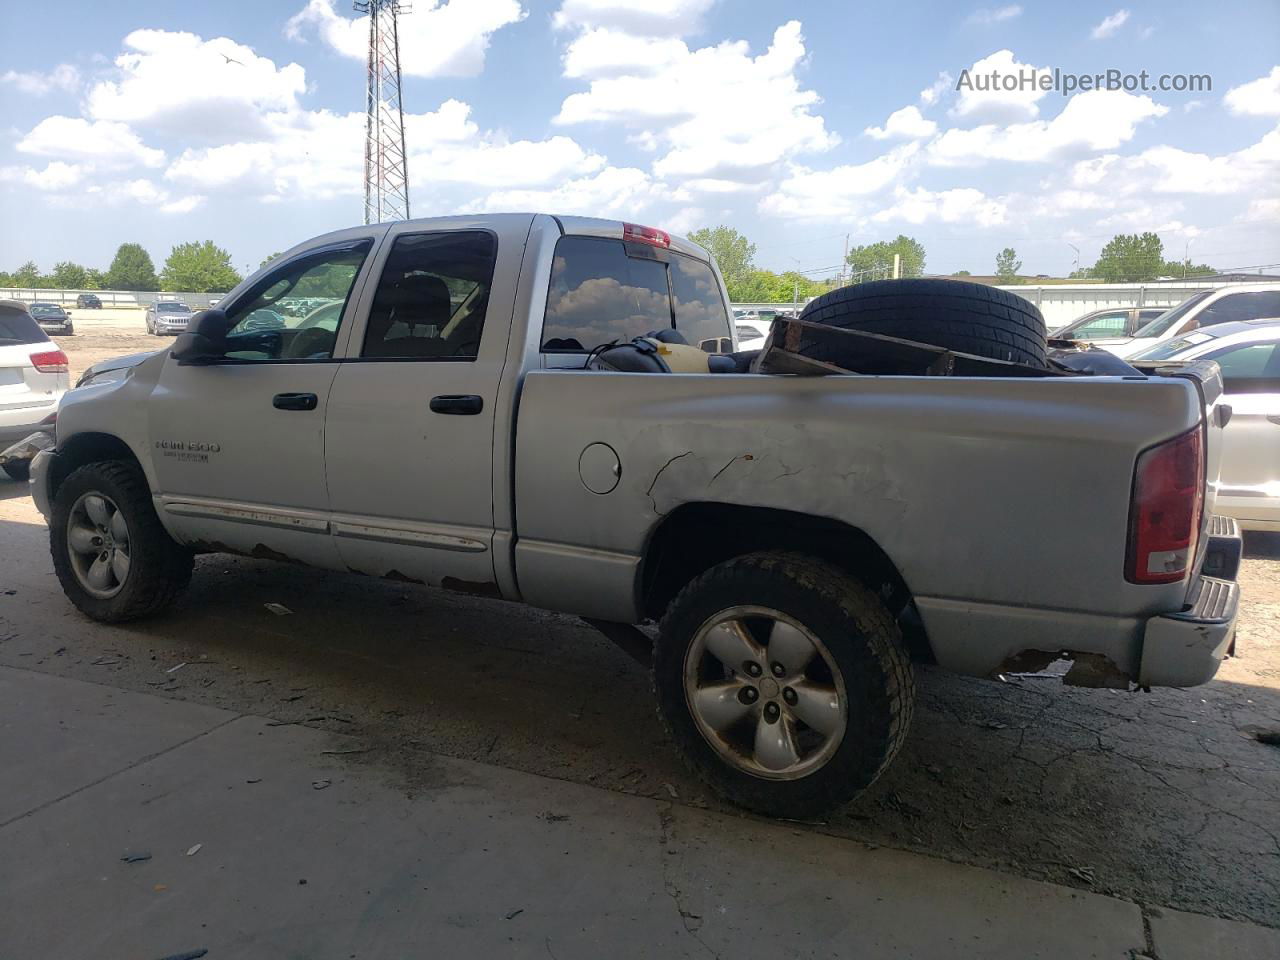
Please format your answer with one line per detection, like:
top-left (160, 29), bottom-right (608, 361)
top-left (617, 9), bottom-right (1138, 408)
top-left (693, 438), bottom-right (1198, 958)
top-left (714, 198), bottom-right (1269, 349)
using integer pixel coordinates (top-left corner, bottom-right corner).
top-left (356, 1), bottom-right (410, 223)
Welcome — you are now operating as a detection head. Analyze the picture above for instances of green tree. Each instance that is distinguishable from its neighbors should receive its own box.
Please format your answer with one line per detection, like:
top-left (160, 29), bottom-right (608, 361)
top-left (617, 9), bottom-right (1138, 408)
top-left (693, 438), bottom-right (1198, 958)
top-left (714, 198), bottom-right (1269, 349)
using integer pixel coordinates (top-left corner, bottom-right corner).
top-left (159, 240), bottom-right (242, 293)
top-left (83, 268), bottom-right (106, 290)
top-left (13, 261), bottom-right (43, 287)
top-left (995, 248), bottom-right (1022, 283)
top-left (688, 226), bottom-right (756, 298)
top-left (260, 252), bottom-right (283, 268)
top-left (1092, 232), bottom-right (1164, 283)
top-left (51, 261), bottom-right (88, 288)
top-left (846, 236), bottom-right (926, 283)
top-left (953, 269), bottom-right (972, 276)
top-left (107, 243), bottom-right (159, 291)
top-left (1160, 259), bottom-right (1215, 279)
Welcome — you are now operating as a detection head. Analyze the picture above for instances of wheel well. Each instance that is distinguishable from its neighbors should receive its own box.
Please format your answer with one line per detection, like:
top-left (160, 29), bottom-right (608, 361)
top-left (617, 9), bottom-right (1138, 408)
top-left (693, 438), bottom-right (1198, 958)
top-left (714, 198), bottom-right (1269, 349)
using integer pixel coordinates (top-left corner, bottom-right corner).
top-left (640, 502), bottom-right (930, 660)
top-left (50, 433), bottom-right (142, 500)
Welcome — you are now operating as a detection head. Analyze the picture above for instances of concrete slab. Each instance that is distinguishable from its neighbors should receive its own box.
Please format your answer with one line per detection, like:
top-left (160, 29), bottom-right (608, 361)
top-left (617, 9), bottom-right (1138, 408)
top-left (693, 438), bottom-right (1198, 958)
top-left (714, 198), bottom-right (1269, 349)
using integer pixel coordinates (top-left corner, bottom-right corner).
top-left (1150, 907), bottom-right (1280, 960)
top-left (0, 665), bottom-right (234, 825)
top-left (0, 672), bottom-right (1159, 960)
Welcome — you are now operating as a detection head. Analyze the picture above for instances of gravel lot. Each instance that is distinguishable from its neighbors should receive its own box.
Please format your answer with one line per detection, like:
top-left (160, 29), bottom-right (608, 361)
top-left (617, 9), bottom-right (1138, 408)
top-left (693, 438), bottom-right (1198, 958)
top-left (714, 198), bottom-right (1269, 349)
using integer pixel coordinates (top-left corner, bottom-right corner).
top-left (3, 328), bottom-right (1277, 928)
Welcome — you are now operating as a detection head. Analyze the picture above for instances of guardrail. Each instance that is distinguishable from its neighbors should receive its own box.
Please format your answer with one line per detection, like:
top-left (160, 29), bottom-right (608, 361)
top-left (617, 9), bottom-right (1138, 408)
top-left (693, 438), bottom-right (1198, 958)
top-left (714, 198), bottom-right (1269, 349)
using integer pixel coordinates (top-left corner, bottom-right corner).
top-left (0, 288), bottom-right (224, 309)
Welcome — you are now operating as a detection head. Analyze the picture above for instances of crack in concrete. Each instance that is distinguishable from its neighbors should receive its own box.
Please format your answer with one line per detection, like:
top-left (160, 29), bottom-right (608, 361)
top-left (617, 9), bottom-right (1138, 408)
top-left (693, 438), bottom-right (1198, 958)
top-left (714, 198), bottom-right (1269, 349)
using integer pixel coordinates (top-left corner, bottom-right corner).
top-left (657, 804), bottom-right (718, 958)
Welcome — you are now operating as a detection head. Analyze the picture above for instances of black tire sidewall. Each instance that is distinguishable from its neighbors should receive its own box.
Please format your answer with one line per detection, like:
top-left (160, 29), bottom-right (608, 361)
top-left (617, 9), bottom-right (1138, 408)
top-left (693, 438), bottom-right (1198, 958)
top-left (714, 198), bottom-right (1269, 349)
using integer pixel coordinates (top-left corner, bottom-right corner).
top-left (3, 461), bottom-right (31, 482)
top-left (654, 554), bottom-right (909, 818)
top-left (50, 461), bottom-right (188, 622)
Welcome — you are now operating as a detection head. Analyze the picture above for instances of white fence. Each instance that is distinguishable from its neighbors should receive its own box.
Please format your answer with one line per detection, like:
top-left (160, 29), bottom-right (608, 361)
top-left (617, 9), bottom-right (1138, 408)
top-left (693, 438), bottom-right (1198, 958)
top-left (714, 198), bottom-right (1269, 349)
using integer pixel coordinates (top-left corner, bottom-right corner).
top-left (0, 288), bottom-right (223, 309)
top-left (991, 280), bottom-right (1268, 329)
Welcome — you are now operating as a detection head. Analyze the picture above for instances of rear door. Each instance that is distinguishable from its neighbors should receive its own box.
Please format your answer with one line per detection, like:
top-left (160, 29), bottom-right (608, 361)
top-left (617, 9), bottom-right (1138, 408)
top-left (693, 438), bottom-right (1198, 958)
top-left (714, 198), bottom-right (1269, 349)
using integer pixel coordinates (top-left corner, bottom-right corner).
top-left (322, 217), bottom-right (526, 589)
top-left (1208, 340), bottom-right (1280, 516)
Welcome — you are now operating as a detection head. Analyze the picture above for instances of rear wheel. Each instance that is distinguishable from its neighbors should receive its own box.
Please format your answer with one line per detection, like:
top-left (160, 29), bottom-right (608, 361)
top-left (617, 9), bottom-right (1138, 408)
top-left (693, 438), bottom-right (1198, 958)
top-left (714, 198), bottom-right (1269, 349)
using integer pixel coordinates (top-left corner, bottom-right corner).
top-left (50, 460), bottom-right (193, 622)
top-left (654, 552), bottom-right (915, 818)
top-left (799, 278), bottom-right (1048, 367)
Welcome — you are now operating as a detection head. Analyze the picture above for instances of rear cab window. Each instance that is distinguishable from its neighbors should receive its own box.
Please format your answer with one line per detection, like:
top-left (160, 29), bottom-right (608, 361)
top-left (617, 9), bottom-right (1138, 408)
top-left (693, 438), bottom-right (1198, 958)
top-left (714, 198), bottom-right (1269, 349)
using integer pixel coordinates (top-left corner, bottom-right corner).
top-left (541, 235), bottom-right (731, 357)
top-left (0, 309), bottom-right (50, 346)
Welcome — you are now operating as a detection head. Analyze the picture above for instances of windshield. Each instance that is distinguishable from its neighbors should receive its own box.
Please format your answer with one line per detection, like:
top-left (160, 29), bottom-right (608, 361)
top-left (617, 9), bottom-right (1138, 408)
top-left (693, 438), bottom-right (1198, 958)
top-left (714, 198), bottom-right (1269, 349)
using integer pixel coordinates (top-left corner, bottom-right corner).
top-left (1132, 291), bottom-right (1213, 338)
top-left (1129, 330), bottom-right (1219, 361)
top-left (157, 302), bottom-right (190, 313)
top-left (29, 304), bottom-right (63, 317)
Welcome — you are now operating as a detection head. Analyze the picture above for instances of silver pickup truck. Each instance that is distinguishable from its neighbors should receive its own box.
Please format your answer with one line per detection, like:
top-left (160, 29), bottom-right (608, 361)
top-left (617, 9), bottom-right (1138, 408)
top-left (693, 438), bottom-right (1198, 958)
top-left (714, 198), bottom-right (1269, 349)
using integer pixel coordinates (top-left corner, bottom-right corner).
top-left (30, 213), bottom-right (1242, 818)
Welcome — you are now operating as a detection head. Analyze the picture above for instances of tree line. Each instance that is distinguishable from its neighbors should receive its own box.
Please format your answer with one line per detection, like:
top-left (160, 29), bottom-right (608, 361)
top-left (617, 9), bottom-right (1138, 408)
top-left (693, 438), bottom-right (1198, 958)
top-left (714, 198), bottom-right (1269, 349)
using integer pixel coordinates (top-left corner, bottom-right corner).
top-left (0, 241), bottom-right (243, 294)
top-left (689, 226), bottom-right (1220, 302)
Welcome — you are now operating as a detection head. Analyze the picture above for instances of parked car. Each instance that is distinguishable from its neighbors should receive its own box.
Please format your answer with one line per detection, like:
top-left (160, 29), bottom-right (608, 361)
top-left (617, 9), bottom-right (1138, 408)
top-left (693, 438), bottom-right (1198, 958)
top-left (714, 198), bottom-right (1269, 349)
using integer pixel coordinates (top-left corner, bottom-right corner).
top-left (33, 214), bottom-right (1240, 818)
top-left (1050, 306), bottom-right (1167, 340)
top-left (1130, 318), bottom-right (1280, 531)
top-left (28, 301), bottom-right (74, 336)
top-left (0, 301), bottom-right (67, 481)
top-left (1089, 283), bottom-right (1280, 358)
top-left (145, 300), bottom-right (195, 335)
top-left (75, 293), bottom-right (102, 309)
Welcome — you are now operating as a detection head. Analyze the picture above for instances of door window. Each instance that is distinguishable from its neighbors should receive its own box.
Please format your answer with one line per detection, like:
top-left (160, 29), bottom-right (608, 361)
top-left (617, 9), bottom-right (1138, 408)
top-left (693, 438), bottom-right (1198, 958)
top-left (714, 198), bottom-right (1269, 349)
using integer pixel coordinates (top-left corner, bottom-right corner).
top-left (221, 240), bottom-right (373, 361)
top-left (361, 231), bottom-right (497, 359)
top-left (1196, 292), bottom-right (1280, 328)
top-left (1206, 341), bottom-right (1280, 393)
top-left (1069, 312), bottom-right (1129, 339)
top-left (541, 236), bottom-right (731, 353)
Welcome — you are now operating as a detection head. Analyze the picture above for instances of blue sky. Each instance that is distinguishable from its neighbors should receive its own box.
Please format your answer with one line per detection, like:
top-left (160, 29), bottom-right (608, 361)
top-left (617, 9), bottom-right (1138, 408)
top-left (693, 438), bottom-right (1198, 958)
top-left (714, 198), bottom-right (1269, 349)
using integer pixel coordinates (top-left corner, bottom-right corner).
top-left (1, 0), bottom-right (1277, 279)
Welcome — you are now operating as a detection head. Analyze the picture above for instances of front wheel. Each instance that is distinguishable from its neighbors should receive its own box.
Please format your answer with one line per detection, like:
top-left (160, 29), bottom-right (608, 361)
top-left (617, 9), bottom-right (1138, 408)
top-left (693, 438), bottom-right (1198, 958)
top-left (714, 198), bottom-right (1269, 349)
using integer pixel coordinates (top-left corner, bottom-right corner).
top-left (654, 552), bottom-right (915, 818)
top-left (50, 460), bottom-right (194, 622)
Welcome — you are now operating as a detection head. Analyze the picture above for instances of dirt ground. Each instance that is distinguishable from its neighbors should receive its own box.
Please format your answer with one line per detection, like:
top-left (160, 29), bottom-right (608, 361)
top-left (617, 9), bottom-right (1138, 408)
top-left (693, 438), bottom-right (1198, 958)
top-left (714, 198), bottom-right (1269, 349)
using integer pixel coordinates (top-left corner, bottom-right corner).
top-left (4, 330), bottom-right (1278, 929)
top-left (49, 324), bottom-right (161, 382)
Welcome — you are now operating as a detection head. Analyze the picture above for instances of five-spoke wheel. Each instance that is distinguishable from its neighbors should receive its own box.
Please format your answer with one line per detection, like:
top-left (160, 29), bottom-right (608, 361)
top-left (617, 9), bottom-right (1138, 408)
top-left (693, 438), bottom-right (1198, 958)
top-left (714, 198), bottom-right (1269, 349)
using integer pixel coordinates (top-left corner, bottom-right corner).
top-left (66, 492), bottom-right (131, 598)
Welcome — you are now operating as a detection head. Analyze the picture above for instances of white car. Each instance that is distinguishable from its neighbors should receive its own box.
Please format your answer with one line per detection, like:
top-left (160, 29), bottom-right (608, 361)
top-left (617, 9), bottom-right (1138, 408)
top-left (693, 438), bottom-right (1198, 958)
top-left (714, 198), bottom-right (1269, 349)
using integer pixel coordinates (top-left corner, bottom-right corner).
top-left (0, 301), bottom-right (68, 480)
top-left (1092, 282), bottom-right (1280, 359)
top-left (1131, 318), bottom-right (1280, 531)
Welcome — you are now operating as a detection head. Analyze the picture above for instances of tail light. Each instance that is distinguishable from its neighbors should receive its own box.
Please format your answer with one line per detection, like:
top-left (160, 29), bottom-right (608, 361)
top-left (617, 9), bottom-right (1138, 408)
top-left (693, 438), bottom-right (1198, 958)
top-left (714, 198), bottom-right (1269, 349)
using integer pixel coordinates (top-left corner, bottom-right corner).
top-left (1126, 426), bottom-right (1204, 584)
top-left (623, 222), bottom-right (670, 248)
top-left (30, 349), bottom-right (69, 373)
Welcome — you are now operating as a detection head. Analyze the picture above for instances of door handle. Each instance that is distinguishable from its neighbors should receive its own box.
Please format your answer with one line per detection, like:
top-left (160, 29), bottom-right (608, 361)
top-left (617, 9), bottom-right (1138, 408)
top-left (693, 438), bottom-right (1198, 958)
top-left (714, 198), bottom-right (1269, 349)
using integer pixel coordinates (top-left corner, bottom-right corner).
top-left (430, 394), bottom-right (484, 415)
top-left (273, 392), bottom-right (318, 411)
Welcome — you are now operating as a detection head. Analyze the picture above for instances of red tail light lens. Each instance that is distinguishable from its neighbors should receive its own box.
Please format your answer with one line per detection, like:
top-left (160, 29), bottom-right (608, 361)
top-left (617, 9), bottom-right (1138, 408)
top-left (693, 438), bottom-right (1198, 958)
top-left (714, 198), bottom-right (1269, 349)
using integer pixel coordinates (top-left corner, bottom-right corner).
top-left (1126, 427), bottom-right (1204, 584)
top-left (623, 222), bottom-right (671, 248)
top-left (30, 349), bottom-right (69, 373)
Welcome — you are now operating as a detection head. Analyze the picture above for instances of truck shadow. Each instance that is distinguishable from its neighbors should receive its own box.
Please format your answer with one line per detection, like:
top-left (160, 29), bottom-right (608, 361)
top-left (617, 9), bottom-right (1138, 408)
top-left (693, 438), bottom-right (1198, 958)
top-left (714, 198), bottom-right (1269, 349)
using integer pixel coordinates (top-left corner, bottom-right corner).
top-left (2, 510), bottom-right (1277, 929)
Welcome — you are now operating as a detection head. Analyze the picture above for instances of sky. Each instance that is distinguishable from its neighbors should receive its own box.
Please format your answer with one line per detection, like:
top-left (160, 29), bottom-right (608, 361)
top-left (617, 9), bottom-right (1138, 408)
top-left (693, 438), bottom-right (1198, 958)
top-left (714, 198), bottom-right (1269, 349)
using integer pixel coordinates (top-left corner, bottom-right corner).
top-left (0, 0), bottom-right (1277, 280)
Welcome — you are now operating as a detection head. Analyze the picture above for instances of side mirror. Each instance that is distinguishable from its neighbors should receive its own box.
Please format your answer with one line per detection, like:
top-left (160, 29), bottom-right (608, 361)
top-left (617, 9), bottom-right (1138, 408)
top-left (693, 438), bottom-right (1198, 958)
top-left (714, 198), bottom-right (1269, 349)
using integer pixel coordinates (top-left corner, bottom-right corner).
top-left (171, 308), bottom-right (229, 365)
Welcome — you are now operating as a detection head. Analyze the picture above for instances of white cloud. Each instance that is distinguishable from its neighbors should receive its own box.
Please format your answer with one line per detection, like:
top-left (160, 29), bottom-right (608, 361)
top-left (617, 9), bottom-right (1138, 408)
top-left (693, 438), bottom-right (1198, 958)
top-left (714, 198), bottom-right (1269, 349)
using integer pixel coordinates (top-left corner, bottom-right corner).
top-left (0, 161), bottom-right (89, 191)
top-left (1069, 126), bottom-right (1280, 195)
top-left (1091, 10), bottom-right (1130, 39)
top-left (17, 116), bottom-right (165, 169)
top-left (87, 29), bottom-right (306, 139)
top-left (1224, 66), bottom-right (1280, 117)
top-left (552, 0), bottom-right (716, 36)
top-left (919, 72), bottom-right (954, 106)
top-left (952, 49), bottom-right (1051, 122)
top-left (759, 143), bottom-right (921, 220)
top-left (555, 21), bottom-right (836, 183)
top-left (865, 105), bottom-right (937, 140)
top-left (561, 28), bottom-right (688, 78)
top-left (286, 0), bottom-right (525, 78)
top-left (465, 166), bottom-right (660, 215)
top-left (160, 195), bottom-right (206, 215)
top-left (1241, 197), bottom-right (1280, 223)
top-left (929, 90), bottom-right (1167, 165)
top-left (1184, 99), bottom-right (1204, 113)
top-left (870, 185), bottom-right (1007, 227)
top-left (968, 6), bottom-right (1022, 25)
top-left (1, 64), bottom-right (79, 96)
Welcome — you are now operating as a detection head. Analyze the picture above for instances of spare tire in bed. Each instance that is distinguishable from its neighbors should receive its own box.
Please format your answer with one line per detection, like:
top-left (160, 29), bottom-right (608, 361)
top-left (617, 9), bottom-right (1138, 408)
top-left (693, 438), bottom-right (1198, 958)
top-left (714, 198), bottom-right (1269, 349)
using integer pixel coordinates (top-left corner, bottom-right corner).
top-left (798, 278), bottom-right (1048, 368)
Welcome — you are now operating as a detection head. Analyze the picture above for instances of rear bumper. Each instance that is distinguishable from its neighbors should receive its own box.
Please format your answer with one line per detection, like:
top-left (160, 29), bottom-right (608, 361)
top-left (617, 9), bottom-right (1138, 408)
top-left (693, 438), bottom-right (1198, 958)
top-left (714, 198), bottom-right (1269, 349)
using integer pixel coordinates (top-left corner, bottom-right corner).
top-left (0, 403), bottom-right (59, 443)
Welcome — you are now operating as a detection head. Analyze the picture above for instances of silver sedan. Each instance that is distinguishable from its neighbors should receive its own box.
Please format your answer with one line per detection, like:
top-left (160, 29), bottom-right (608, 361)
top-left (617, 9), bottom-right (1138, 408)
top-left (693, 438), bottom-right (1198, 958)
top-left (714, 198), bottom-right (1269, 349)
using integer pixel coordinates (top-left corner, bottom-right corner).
top-left (1132, 319), bottom-right (1280, 531)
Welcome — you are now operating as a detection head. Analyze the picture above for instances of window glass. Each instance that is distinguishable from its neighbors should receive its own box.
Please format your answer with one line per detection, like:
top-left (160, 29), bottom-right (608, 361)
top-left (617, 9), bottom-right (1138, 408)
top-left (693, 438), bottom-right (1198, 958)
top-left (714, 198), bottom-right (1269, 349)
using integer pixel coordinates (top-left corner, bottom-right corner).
top-left (1198, 292), bottom-right (1280, 327)
top-left (1130, 331), bottom-right (1216, 361)
top-left (1069, 312), bottom-right (1128, 339)
top-left (1133, 291), bottom-right (1213, 337)
top-left (542, 237), bottom-right (671, 352)
top-left (671, 254), bottom-right (732, 350)
top-left (736, 324), bottom-right (764, 343)
top-left (362, 231), bottom-right (497, 360)
top-left (221, 240), bottom-right (372, 361)
top-left (1205, 342), bottom-right (1280, 392)
top-left (0, 312), bottom-right (48, 345)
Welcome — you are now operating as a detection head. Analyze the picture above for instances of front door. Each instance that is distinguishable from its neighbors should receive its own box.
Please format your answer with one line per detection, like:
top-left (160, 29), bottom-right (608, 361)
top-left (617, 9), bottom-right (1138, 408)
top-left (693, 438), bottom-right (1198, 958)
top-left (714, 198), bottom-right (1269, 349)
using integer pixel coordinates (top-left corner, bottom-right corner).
top-left (323, 222), bottom-right (522, 592)
top-left (1209, 340), bottom-right (1280, 525)
top-left (148, 237), bottom-right (378, 566)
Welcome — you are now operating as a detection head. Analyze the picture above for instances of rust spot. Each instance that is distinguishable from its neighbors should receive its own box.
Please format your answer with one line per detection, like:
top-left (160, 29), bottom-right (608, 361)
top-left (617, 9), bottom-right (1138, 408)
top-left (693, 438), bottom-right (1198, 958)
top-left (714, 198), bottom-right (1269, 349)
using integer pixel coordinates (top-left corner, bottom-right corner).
top-left (185, 539), bottom-right (235, 555)
top-left (383, 569), bottom-right (425, 585)
top-left (993, 649), bottom-right (1060, 677)
top-left (1063, 653), bottom-right (1131, 690)
top-left (441, 576), bottom-right (502, 599)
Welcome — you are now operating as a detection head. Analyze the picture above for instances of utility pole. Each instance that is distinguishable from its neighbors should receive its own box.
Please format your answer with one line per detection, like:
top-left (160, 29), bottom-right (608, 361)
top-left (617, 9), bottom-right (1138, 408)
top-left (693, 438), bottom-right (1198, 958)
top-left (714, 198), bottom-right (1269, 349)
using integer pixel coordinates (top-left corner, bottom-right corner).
top-left (1068, 243), bottom-right (1080, 277)
top-left (841, 232), bottom-right (850, 287)
top-left (892, 253), bottom-right (900, 280)
top-left (1184, 237), bottom-right (1194, 279)
top-left (356, 0), bottom-right (411, 224)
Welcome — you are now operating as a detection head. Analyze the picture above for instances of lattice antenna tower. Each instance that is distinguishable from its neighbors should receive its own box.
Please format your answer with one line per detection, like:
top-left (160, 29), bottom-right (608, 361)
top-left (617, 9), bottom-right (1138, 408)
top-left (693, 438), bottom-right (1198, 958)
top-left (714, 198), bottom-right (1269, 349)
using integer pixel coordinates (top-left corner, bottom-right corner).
top-left (355, 1), bottom-right (411, 223)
